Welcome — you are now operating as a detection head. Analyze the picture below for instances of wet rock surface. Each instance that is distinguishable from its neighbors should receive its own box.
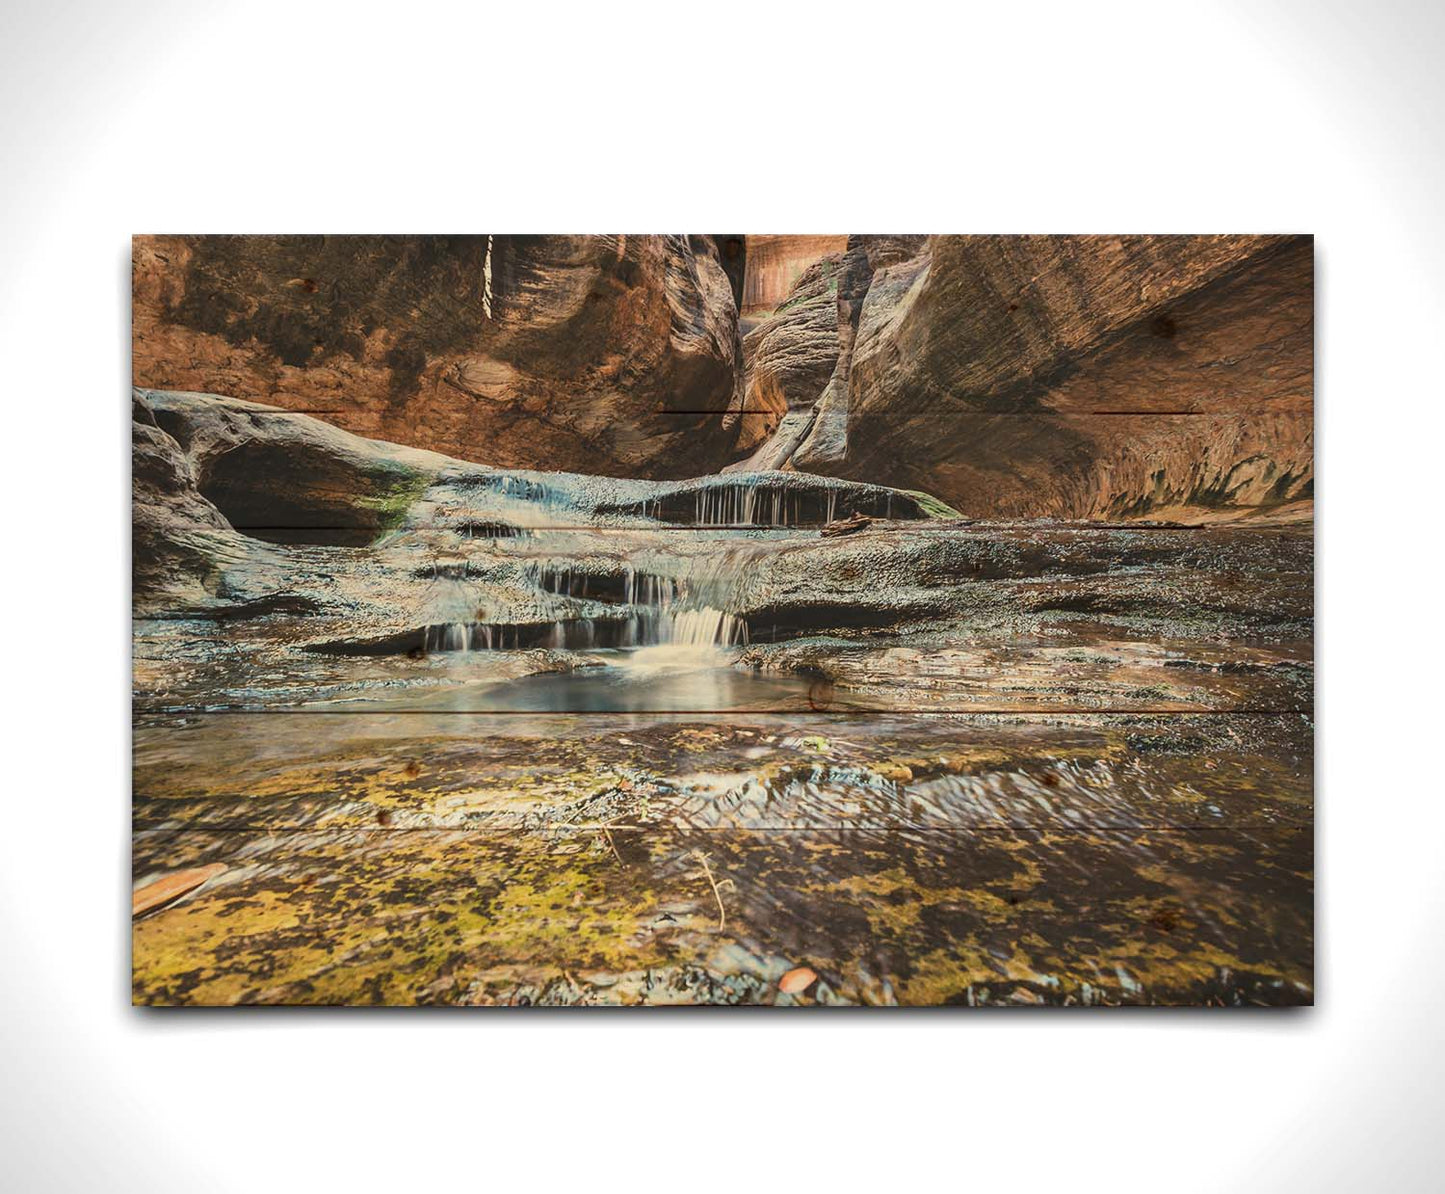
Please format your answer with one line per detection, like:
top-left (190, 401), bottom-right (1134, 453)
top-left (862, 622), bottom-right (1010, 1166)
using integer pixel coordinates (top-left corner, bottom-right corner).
top-left (132, 390), bottom-right (1312, 1006)
top-left (133, 712), bottom-right (1311, 1006)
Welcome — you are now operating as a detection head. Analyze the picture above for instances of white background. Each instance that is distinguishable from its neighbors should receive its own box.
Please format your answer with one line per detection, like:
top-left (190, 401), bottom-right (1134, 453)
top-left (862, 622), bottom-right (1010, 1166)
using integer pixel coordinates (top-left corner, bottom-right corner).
top-left (2, 0), bottom-right (1441, 1189)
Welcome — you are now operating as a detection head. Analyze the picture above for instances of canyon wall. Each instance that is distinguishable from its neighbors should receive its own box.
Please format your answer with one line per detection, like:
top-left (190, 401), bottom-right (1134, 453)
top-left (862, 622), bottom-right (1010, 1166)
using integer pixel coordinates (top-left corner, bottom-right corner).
top-left (134, 233), bottom-right (1312, 521)
top-left (730, 236), bottom-right (927, 466)
top-left (133, 235), bottom-right (742, 479)
top-left (743, 234), bottom-right (1313, 519)
top-left (739, 235), bottom-right (849, 322)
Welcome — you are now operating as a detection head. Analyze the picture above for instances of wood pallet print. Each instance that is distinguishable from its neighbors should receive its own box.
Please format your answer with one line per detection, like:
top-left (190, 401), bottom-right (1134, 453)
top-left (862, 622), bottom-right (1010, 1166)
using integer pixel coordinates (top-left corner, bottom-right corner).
top-left (131, 234), bottom-right (1313, 1007)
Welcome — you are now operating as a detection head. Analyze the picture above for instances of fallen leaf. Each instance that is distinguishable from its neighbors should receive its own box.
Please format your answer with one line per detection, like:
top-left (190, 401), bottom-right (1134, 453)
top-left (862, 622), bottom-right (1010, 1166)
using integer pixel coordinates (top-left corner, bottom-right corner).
top-left (779, 966), bottom-right (818, 995)
top-left (132, 864), bottom-right (228, 918)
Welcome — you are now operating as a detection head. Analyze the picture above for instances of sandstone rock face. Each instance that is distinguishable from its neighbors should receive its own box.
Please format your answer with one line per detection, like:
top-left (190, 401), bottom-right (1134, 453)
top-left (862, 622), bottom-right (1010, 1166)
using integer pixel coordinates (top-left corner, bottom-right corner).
top-left (708, 235), bottom-right (748, 308)
top-left (133, 235), bottom-right (742, 479)
top-left (132, 391), bottom-right (240, 601)
top-left (731, 236), bottom-right (928, 467)
top-left (787, 234), bottom-right (1313, 519)
top-left (131, 388), bottom-right (943, 611)
top-left (739, 235), bottom-right (848, 321)
top-left (142, 389), bottom-right (451, 546)
top-left (788, 235), bottom-right (929, 469)
top-left (730, 255), bottom-right (844, 461)
top-left (134, 234), bottom-right (1312, 521)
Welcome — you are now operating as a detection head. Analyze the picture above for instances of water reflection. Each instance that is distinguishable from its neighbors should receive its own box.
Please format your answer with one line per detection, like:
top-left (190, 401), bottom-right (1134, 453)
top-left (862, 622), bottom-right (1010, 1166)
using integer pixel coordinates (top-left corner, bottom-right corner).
top-left (405, 652), bottom-right (824, 713)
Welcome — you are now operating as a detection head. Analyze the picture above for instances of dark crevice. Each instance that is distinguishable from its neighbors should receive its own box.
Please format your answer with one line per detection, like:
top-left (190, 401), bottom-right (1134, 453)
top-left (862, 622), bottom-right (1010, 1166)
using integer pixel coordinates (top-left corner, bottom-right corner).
top-left (530, 567), bottom-right (680, 606)
top-left (741, 601), bottom-right (928, 643)
top-left (454, 521), bottom-right (525, 539)
top-left (713, 235), bottom-right (747, 309)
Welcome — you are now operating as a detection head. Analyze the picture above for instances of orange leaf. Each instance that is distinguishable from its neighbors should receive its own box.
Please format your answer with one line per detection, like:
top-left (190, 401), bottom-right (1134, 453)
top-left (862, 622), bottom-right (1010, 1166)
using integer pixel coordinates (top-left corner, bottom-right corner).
top-left (132, 864), bottom-right (228, 918)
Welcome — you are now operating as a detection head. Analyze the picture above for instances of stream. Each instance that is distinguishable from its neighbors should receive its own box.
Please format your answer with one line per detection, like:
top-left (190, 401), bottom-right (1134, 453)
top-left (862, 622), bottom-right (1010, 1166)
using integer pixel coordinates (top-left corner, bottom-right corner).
top-left (132, 432), bottom-right (1315, 1005)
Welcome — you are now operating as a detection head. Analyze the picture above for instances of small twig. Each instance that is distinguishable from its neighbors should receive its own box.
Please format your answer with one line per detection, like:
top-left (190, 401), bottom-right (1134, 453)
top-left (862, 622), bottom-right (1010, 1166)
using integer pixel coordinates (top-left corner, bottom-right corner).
top-left (599, 823), bottom-right (624, 866)
top-left (692, 850), bottom-right (734, 931)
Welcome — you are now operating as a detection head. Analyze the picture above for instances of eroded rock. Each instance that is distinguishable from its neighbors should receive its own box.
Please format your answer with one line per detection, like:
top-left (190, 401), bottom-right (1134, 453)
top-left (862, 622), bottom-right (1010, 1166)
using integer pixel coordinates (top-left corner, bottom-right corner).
top-left (133, 235), bottom-right (743, 478)
top-left (730, 236), bottom-right (928, 467)
top-left (794, 235), bottom-right (1314, 519)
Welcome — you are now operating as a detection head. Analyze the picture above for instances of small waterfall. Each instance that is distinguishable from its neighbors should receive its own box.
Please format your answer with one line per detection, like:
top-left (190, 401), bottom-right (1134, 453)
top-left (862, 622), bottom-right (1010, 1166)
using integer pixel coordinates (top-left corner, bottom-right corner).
top-left (415, 470), bottom-right (917, 657)
top-left (619, 605), bottom-right (746, 671)
top-left (624, 570), bottom-right (681, 608)
top-left (665, 607), bottom-right (747, 648)
top-left (423, 561), bottom-right (747, 654)
top-left (480, 474), bottom-right (554, 504)
top-left (527, 562), bottom-right (683, 608)
top-left (693, 481), bottom-right (805, 526)
top-left (423, 617), bottom-right (637, 653)
top-left (425, 623), bottom-right (503, 652)
top-left (623, 478), bottom-right (909, 527)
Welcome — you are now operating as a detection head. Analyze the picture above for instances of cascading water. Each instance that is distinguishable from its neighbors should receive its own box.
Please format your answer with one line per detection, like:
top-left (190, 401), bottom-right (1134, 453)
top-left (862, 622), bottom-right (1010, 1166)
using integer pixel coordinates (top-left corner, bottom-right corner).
top-left (623, 476), bottom-right (915, 527)
top-left (416, 472), bottom-right (915, 659)
top-left (442, 471), bottom-right (572, 533)
top-left (691, 482), bottom-right (835, 528)
top-left (424, 561), bottom-right (748, 655)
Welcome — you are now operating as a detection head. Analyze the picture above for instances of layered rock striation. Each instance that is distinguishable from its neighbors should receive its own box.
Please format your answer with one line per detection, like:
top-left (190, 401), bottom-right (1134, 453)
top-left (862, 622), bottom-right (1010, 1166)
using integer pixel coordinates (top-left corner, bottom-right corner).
top-left (740, 234), bottom-right (1313, 520)
top-left (730, 236), bottom-right (926, 467)
top-left (133, 235), bottom-right (742, 479)
top-left (133, 391), bottom-right (1310, 717)
top-left (135, 234), bottom-right (1313, 522)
